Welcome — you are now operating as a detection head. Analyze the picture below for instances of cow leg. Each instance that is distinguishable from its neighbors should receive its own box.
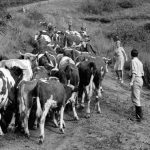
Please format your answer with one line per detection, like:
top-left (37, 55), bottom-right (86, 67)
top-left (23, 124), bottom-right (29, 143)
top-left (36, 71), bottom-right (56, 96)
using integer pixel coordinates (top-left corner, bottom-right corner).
top-left (85, 75), bottom-right (94, 118)
top-left (53, 112), bottom-right (58, 128)
top-left (24, 109), bottom-right (31, 138)
top-left (33, 97), bottom-right (42, 130)
top-left (59, 105), bottom-right (65, 133)
top-left (0, 114), bottom-right (4, 136)
top-left (71, 92), bottom-right (79, 120)
top-left (39, 95), bottom-right (55, 144)
top-left (85, 85), bottom-right (91, 118)
top-left (8, 113), bottom-right (16, 132)
top-left (67, 92), bottom-right (79, 120)
top-left (81, 91), bottom-right (85, 108)
top-left (95, 85), bottom-right (102, 114)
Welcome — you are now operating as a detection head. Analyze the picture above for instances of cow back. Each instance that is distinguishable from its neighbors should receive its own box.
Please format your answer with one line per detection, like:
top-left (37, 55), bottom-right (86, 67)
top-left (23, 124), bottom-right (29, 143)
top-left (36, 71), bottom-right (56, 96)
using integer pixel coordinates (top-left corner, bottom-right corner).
top-left (37, 79), bottom-right (66, 109)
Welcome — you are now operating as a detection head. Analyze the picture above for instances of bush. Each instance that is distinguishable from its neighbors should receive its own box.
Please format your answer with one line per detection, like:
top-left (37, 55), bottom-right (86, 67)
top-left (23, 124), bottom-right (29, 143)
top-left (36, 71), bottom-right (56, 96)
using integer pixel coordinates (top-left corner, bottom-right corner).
top-left (105, 21), bottom-right (149, 44)
top-left (27, 10), bottom-right (44, 22)
top-left (80, 0), bottom-right (117, 14)
top-left (118, 1), bottom-right (134, 9)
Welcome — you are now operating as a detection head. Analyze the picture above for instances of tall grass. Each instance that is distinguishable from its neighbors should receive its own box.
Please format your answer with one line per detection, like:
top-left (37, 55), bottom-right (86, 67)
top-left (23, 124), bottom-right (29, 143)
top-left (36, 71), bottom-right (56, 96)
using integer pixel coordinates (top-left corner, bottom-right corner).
top-left (0, 0), bottom-right (45, 7)
top-left (80, 0), bottom-right (150, 15)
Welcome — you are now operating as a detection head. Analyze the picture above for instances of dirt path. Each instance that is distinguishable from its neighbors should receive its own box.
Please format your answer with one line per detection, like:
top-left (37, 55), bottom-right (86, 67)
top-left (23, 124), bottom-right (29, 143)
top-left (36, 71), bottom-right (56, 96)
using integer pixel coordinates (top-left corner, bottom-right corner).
top-left (0, 70), bottom-right (150, 150)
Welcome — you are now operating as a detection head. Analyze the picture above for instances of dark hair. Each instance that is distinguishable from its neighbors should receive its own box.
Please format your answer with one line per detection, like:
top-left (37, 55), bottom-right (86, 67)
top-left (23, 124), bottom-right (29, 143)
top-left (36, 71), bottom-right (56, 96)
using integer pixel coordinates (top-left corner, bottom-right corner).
top-left (114, 35), bottom-right (120, 42)
top-left (131, 49), bottom-right (138, 57)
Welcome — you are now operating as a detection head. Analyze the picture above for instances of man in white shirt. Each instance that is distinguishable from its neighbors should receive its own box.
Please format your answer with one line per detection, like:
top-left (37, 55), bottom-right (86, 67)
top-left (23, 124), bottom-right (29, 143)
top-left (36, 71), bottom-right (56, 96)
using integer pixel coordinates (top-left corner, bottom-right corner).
top-left (130, 49), bottom-right (144, 122)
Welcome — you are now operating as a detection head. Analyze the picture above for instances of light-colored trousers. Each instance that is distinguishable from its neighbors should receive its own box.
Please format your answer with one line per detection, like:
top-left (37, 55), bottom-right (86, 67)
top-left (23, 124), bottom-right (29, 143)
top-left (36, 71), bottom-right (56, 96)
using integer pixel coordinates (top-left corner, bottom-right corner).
top-left (131, 77), bottom-right (143, 106)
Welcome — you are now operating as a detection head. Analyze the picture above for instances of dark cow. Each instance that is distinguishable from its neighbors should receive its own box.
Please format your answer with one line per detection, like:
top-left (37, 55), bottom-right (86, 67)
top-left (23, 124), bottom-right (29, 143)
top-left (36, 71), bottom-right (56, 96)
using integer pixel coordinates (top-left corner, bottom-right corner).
top-left (58, 56), bottom-right (79, 120)
top-left (0, 67), bottom-right (23, 135)
top-left (78, 57), bottom-right (108, 118)
top-left (38, 51), bottom-right (58, 72)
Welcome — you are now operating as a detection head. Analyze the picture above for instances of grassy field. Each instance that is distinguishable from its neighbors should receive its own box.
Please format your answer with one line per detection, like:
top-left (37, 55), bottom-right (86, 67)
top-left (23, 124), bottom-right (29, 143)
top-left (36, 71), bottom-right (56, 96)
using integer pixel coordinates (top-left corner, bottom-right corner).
top-left (0, 0), bottom-right (150, 86)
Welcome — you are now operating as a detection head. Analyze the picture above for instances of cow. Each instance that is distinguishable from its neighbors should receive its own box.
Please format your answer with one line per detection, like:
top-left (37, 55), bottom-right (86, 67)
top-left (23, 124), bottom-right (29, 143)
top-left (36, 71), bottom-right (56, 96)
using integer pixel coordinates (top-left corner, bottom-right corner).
top-left (77, 57), bottom-right (108, 118)
top-left (38, 51), bottom-right (58, 72)
top-left (36, 78), bottom-right (76, 143)
top-left (0, 59), bottom-right (34, 82)
top-left (18, 77), bottom-right (75, 143)
top-left (0, 67), bottom-right (23, 135)
top-left (58, 56), bottom-right (79, 120)
top-left (17, 66), bottom-right (51, 136)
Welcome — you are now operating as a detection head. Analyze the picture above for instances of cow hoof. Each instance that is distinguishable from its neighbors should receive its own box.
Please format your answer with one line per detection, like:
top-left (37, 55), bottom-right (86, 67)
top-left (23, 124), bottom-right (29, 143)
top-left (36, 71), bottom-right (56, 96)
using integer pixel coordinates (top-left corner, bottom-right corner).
top-left (60, 128), bottom-right (64, 134)
top-left (39, 136), bottom-right (44, 144)
top-left (8, 124), bottom-right (15, 133)
top-left (32, 124), bottom-right (38, 130)
top-left (97, 110), bottom-right (101, 114)
top-left (74, 116), bottom-right (79, 121)
top-left (0, 131), bottom-right (4, 136)
top-left (80, 103), bottom-right (85, 109)
top-left (85, 114), bottom-right (90, 119)
top-left (25, 133), bottom-right (30, 139)
top-left (54, 123), bottom-right (59, 128)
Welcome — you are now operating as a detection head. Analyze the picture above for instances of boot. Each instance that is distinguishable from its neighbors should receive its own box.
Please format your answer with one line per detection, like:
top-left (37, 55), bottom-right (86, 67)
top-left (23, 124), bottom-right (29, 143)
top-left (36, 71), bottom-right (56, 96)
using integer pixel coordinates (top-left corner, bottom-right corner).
top-left (135, 106), bottom-right (143, 122)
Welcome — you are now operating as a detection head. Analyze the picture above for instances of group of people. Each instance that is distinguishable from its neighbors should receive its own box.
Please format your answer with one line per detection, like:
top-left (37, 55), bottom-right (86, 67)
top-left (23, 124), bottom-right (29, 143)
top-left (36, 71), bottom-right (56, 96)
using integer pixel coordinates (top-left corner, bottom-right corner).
top-left (113, 37), bottom-right (144, 122)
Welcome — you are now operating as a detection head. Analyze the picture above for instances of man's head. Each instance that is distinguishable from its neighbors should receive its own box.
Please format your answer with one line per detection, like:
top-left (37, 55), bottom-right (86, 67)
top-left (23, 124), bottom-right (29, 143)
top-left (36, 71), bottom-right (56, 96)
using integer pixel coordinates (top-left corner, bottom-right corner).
top-left (116, 40), bottom-right (121, 48)
top-left (131, 49), bottom-right (138, 58)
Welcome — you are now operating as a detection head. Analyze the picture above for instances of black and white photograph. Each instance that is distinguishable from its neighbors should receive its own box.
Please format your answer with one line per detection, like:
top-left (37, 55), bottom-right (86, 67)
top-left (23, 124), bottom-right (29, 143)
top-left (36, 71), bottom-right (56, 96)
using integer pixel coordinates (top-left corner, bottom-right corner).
top-left (0, 0), bottom-right (150, 149)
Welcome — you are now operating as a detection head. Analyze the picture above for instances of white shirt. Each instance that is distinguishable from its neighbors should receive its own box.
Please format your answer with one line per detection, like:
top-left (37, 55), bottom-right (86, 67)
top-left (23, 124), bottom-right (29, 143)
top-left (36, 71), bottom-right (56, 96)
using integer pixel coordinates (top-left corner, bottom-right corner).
top-left (131, 57), bottom-right (144, 77)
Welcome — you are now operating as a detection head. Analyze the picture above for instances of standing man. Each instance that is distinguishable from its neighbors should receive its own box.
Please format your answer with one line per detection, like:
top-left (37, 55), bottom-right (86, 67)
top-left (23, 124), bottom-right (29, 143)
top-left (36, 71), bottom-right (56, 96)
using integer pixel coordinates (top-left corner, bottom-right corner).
top-left (130, 49), bottom-right (144, 122)
top-left (114, 40), bottom-right (128, 83)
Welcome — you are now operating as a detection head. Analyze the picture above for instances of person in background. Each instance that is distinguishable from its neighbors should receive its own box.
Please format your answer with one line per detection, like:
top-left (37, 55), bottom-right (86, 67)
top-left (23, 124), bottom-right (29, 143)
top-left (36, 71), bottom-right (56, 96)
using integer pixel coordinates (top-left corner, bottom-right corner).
top-left (114, 39), bottom-right (128, 83)
top-left (66, 19), bottom-right (73, 34)
top-left (130, 49), bottom-right (144, 122)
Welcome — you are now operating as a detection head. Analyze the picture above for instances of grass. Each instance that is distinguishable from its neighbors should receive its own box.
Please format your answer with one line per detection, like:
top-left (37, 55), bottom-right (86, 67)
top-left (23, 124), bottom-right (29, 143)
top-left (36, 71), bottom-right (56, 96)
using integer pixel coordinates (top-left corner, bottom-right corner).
top-left (0, 0), bottom-right (46, 7)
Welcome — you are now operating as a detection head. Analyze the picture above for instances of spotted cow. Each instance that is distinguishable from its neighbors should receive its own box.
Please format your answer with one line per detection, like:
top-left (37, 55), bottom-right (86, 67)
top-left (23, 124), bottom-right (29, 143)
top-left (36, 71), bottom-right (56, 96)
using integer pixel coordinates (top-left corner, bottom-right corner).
top-left (0, 67), bottom-right (23, 135)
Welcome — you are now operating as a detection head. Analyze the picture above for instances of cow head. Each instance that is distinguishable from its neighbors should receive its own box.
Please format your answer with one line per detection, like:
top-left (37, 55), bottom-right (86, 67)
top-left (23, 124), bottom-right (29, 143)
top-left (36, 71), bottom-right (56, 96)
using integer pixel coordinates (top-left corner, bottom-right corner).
top-left (18, 51), bottom-right (39, 70)
top-left (102, 57), bottom-right (112, 73)
top-left (88, 62), bottom-right (96, 75)
top-left (51, 69), bottom-right (68, 85)
top-left (33, 66), bottom-right (50, 80)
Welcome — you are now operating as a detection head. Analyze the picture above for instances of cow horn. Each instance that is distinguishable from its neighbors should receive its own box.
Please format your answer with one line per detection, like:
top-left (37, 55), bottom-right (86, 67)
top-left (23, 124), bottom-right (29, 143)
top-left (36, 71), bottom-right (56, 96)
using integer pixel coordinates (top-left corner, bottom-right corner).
top-left (19, 51), bottom-right (25, 56)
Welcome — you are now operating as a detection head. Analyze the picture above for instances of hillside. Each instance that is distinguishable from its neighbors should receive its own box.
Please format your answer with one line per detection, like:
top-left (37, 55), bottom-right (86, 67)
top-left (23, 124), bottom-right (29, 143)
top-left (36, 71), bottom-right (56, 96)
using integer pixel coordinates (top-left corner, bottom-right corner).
top-left (0, 0), bottom-right (150, 149)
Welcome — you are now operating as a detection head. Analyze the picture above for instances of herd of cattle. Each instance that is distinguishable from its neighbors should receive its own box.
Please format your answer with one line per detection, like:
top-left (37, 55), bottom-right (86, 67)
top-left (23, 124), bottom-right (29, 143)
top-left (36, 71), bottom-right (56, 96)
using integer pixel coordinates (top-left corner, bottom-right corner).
top-left (0, 22), bottom-right (111, 144)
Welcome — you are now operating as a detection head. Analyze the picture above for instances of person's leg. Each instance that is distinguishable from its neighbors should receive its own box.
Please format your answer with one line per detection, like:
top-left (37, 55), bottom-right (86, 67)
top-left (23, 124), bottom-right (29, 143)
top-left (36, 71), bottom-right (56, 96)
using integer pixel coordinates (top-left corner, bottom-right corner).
top-left (120, 70), bottom-right (124, 83)
top-left (132, 80), bottom-right (143, 122)
top-left (115, 70), bottom-right (120, 80)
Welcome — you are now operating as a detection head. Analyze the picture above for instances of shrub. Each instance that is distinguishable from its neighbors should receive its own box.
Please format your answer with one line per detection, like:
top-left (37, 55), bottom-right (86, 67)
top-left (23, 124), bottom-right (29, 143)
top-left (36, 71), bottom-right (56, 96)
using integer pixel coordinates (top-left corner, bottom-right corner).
top-left (27, 9), bottom-right (44, 22)
top-left (118, 1), bottom-right (134, 9)
top-left (80, 0), bottom-right (117, 14)
top-left (105, 21), bottom-right (149, 44)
